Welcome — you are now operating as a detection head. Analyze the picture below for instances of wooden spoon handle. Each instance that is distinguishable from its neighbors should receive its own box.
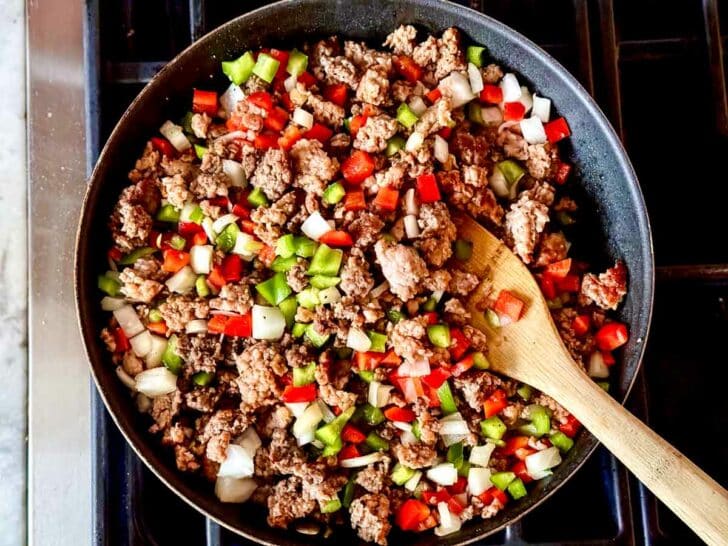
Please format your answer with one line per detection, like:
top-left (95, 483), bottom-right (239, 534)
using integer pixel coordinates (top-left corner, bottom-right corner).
top-left (550, 366), bottom-right (728, 546)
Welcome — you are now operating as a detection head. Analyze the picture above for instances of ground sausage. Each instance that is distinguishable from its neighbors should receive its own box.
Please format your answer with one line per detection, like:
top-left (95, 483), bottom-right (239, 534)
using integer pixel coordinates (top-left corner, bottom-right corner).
top-left (374, 239), bottom-right (428, 301)
top-left (581, 261), bottom-right (628, 311)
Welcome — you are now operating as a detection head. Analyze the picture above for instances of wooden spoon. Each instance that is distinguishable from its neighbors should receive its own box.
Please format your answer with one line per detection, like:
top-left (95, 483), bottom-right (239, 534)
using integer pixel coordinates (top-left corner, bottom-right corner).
top-left (453, 213), bottom-right (728, 546)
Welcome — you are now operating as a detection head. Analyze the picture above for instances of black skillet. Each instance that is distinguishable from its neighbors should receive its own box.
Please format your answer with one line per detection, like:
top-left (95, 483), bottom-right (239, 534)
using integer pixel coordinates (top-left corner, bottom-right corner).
top-left (75, 1), bottom-right (654, 544)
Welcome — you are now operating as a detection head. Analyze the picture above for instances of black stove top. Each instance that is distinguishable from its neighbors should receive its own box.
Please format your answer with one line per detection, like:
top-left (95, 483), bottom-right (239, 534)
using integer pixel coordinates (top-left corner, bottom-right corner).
top-left (86, 1), bottom-right (728, 544)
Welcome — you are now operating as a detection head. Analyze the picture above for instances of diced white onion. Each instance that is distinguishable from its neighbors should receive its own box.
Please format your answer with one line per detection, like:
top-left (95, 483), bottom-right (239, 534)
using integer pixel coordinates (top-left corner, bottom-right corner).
top-left (222, 159), bottom-right (247, 188)
top-left (201, 217), bottom-right (216, 242)
top-left (520, 116), bottom-right (547, 144)
top-left (219, 83), bottom-right (245, 116)
top-left (392, 421), bottom-right (413, 432)
top-left (500, 73), bottom-right (522, 102)
top-left (347, 328), bottom-right (372, 352)
top-left (368, 381), bottom-right (393, 408)
top-left (218, 444), bottom-right (255, 478)
top-left (180, 202), bottom-right (201, 222)
top-left (588, 351), bottom-right (610, 378)
top-left (340, 452), bottom-right (385, 468)
top-left (144, 335), bottom-right (168, 368)
top-left (232, 232), bottom-right (264, 259)
top-left (408, 96), bottom-right (427, 116)
top-left (467, 466), bottom-right (493, 496)
top-left (469, 443), bottom-right (496, 467)
top-left (397, 358), bottom-right (430, 377)
top-left (190, 244), bottom-right (213, 274)
top-left (401, 430), bottom-right (418, 445)
top-left (404, 214), bottom-right (420, 239)
top-left (529, 468), bottom-right (554, 480)
top-left (316, 399), bottom-right (336, 423)
top-left (434, 502), bottom-right (462, 536)
top-left (439, 71), bottom-right (476, 108)
top-left (318, 286), bottom-right (342, 305)
top-left (489, 167), bottom-right (510, 198)
top-left (134, 367), bottom-right (178, 397)
top-left (251, 305), bottom-right (286, 340)
top-left (433, 134), bottom-right (449, 164)
top-left (212, 213), bottom-right (239, 234)
top-left (439, 419), bottom-right (470, 436)
top-left (284, 74), bottom-right (298, 93)
top-left (301, 211), bottom-right (333, 241)
top-left (113, 305), bottom-right (145, 338)
top-left (185, 319), bottom-right (208, 335)
top-left (101, 296), bottom-right (126, 311)
top-left (215, 476), bottom-right (257, 503)
top-left (430, 290), bottom-right (445, 304)
top-left (468, 62), bottom-right (484, 94)
top-left (404, 470), bottom-right (423, 492)
top-left (285, 402), bottom-right (309, 418)
top-left (292, 107), bottom-right (314, 130)
top-left (440, 412), bottom-right (463, 422)
top-left (115, 366), bottom-right (136, 390)
top-left (159, 120), bottom-right (191, 152)
top-left (293, 402), bottom-right (323, 445)
top-left (165, 265), bottom-right (197, 294)
top-left (404, 188), bottom-right (419, 216)
top-left (368, 381), bottom-right (382, 407)
top-left (405, 131), bottom-right (424, 153)
top-left (236, 427), bottom-right (262, 457)
top-left (370, 281), bottom-right (390, 298)
top-left (532, 94), bottom-right (551, 123)
top-left (481, 105), bottom-right (503, 126)
top-left (426, 463), bottom-right (458, 486)
top-left (442, 434), bottom-right (469, 447)
top-left (129, 330), bottom-right (153, 357)
top-left (519, 86), bottom-right (533, 113)
top-left (525, 446), bottom-right (562, 476)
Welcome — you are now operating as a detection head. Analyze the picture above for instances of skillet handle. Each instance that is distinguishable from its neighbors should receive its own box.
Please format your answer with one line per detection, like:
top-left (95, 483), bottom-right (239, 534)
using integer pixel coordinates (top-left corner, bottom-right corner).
top-left (548, 364), bottom-right (728, 546)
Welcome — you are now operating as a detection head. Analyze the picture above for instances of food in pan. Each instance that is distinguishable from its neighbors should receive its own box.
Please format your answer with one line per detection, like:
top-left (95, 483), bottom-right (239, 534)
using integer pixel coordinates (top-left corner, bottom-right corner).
top-left (97, 25), bottom-right (629, 544)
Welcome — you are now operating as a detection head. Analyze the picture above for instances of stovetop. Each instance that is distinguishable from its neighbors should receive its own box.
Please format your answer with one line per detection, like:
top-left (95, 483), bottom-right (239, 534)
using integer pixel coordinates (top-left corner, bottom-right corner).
top-left (82, 1), bottom-right (728, 545)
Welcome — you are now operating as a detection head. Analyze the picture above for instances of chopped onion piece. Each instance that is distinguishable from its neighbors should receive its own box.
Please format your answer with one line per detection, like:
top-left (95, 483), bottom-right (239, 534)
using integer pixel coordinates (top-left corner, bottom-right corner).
top-left (301, 211), bottom-right (333, 241)
top-left (190, 244), bottom-right (214, 274)
top-left (404, 214), bottom-right (420, 239)
top-left (212, 213), bottom-right (239, 234)
top-left (293, 402), bottom-right (323, 445)
top-left (340, 452), bottom-right (385, 468)
top-left (433, 134), bottom-right (449, 164)
top-left (160, 120), bottom-right (191, 152)
top-left (442, 434), bottom-right (469, 447)
top-left (520, 116), bottom-right (547, 144)
top-left (370, 281), bottom-right (390, 298)
top-left (101, 296), bottom-right (126, 311)
top-left (185, 319), bottom-right (208, 335)
top-left (218, 444), bottom-right (255, 478)
top-left (401, 430), bottom-right (418, 445)
top-left (467, 467), bottom-right (493, 496)
top-left (439, 419), bottom-right (470, 436)
top-left (215, 476), bottom-right (257, 503)
top-left (469, 443), bottom-right (496, 467)
top-left (408, 96), bottom-right (427, 116)
top-left (316, 399), bottom-right (336, 423)
top-left (439, 71), bottom-right (475, 107)
top-left (284, 74), bottom-right (298, 93)
top-left (285, 402), bottom-right (309, 418)
top-left (144, 335), bottom-right (168, 368)
top-left (135, 367), bottom-right (178, 397)
top-left (223, 159), bottom-right (247, 188)
top-left (481, 105), bottom-right (503, 126)
top-left (129, 330), bottom-right (153, 357)
top-left (500, 73), bottom-right (522, 102)
top-left (404, 470), bottom-right (422, 492)
top-left (347, 327), bottom-right (372, 352)
top-left (318, 286), bottom-right (342, 305)
top-left (397, 357), bottom-right (430, 377)
top-left (113, 305), bottom-right (145, 338)
top-left (165, 265), bottom-right (197, 294)
top-left (232, 232), bottom-right (264, 260)
top-left (468, 62), bottom-right (484, 93)
top-left (532, 94), bottom-right (551, 122)
top-left (219, 83), bottom-right (245, 116)
top-left (404, 188), bottom-right (419, 216)
top-left (427, 463), bottom-right (458, 486)
top-left (529, 468), bottom-right (553, 480)
top-left (201, 217), bottom-right (216, 242)
top-left (489, 167), bottom-right (510, 198)
top-left (392, 421), bottom-right (413, 432)
top-left (368, 381), bottom-right (382, 407)
top-left (236, 427), bottom-right (262, 457)
top-left (251, 305), bottom-right (286, 340)
top-left (434, 502), bottom-right (462, 536)
top-left (405, 131), bottom-right (424, 153)
top-left (115, 366), bottom-right (136, 390)
top-left (588, 351), bottom-right (610, 378)
top-left (519, 86), bottom-right (533, 113)
top-left (292, 108), bottom-right (314, 130)
top-left (525, 446), bottom-right (562, 476)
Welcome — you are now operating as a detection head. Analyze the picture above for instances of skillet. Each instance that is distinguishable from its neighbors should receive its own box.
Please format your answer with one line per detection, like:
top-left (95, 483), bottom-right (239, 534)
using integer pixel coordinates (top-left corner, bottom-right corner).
top-left (75, 0), bottom-right (654, 543)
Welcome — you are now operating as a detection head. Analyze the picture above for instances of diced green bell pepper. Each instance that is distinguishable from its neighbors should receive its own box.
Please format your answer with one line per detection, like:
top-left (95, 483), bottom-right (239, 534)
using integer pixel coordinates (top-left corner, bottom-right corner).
top-left (222, 51), bottom-right (256, 85)
top-left (278, 295), bottom-right (298, 328)
top-left (365, 432), bottom-right (389, 451)
top-left (480, 416), bottom-right (507, 440)
top-left (467, 102), bottom-right (484, 125)
top-left (182, 204), bottom-right (204, 224)
top-left (335, 347), bottom-right (352, 359)
top-left (181, 111), bottom-right (195, 134)
top-left (192, 371), bottom-right (215, 386)
top-left (315, 406), bottom-right (356, 446)
top-left (156, 204), bottom-right (180, 223)
top-left (321, 436), bottom-right (343, 457)
top-left (453, 239), bottom-right (473, 261)
top-left (490, 471), bottom-right (516, 491)
top-left (386, 308), bottom-right (404, 323)
top-left (597, 381), bottom-right (610, 392)
top-left (386, 135), bottom-right (406, 157)
top-left (472, 352), bottom-right (490, 370)
top-left (323, 182), bottom-right (346, 205)
top-left (294, 236), bottom-right (318, 258)
top-left (396, 103), bottom-right (419, 128)
top-left (247, 187), bottom-right (269, 208)
top-left (507, 477), bottom-right (528, 499)
top-left (358, 403), bottom-right (385, 426)
top-left (422, 296), bottom-right (438, 312)
top-left (286, 48), bottom-right (308, 76)
top-left (119, 246), bottom-right (156, 265)
top-left (169, 234), bottom-right (186, 251)
top-left (556, 211), bottom-right (576, 226)
top-left (256, 272), bottom-right (292, 306)
top-left (411, 420), bottom-right (421, 440)
top-left (458, 460), bottom-right (471, 478)
top-left (296, 287), bottom-right (320, 309)
top-left (162, 335), bottom-right (183, 374)
top-left (367, 331), bottom-right (387, 353)
top-left (497, 159), bottom-right (526, 186)
top-left (447, 442), bottom-right (464, 469)
top-left (427, 324), bottom-right (451, 348)
top-left (517, 384), bottom-right (533, 401)
top-left (307, 244), bottom-right (343, 276)
top-left (291, 322), bottom-right (308, 338)
top-left (271, 255), bottom-right (298, 273)
top-left (215, 222), bottom-right (240, 252)
top-left (321, 498), bottom-right (341, 513)
top-left (486, 309), bottom-right (501, 328)
top-left (305, 323), bottom-right (330, 348)
top-left (148, 309), bottom-right (163, 323)
top-left (196, 275), bottom-right (211, 297)
top-left (293, 362), bottom-right (317, 387)
top-left (357, 369), bottom-right (374, 383)
top-left (194, 144), bottom-right (208, 160)
top-left (529, 405), bottom-right (551, 437)
top-left (341, 474), bottom-right (356, 508)
top-left (310, 275), bottom-right (340, 289)
top-left (97, 274), bottom-right (121, 297)
top-left (391, 463), bottom-right (416, 486)
top-left (549, 431), bottom-right (574, 453)
top-left (251, 52), bottom-right (280, 83)
top-left (437, 381), bottom-right (458, 415)
top-left (466, 45), bottom-right (486, 67)
top-left (276, 234), bottom-right (297, 258)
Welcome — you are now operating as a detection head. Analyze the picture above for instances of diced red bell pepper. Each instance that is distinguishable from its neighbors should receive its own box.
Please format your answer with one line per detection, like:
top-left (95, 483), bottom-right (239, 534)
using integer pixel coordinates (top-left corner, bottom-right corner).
top-left (448, 328), bottom-right (470, 361)
top-left (512, 461), bottom-right (533, 484)
top-left (493, 488), bottom-right (508, 505)
top-left (264, 106), bottom-right (289, 132)
top-left (297, 71), bottom-right (317, 88)
top-left (447, 497), bottom-right (465, 515)
top-left (147, 321), bottom-right (168, 336)
top-left (539, 275), bottom-right (557, 300)
top-left (280, 92), bottom-right (295, 111)
top-left (268, 48), bottom-right (289, 78)
top-left (224, 313), bottom-right (252, 337)
top-left (395, 499), bottom-right (431, 531)
top-left (416, 173), bottom-right (441, 203)
top-left (338, 444), bottom-right (361, 461)
top-left (451, 354), bottom-right (474, 377)
top-left (477, 489), bottom-right (495, 505)
top-left (343, 190), bottom-right (367, 212)
top-left (354, 351), bottom-right (386, 371)
top-left (422, 311), bottom-right (438, 325)
top-left (544, 117), bottom-right (571, 143)
top-left (503, 101), bottom-right (526, 121)
top-left (483, 389), bottom-right (508, 418)
top-left (304, 123), bottom-right (333, 143)
top-left (207, 315), bottom-right (228, 334)
top-left (422, 382), bottom-right (441, 408)
top-left (341, 150), bottom-right (375, 184)
top-left (602, 351), bottom-right (616, 366)
top-left (207, 265), bottom-right (227, 289)
top-left (480, 84), bottom-right (504, 104)
top-left (113, 327), bottom-right (131, 353)
top-left (544, 258), bottom-right (572, 280)
top-left (107, 247), bottom-right (123, 262)
top-left (554, 160), bottom-right (572, 185)
top-left (281, 383), bottom-right (317, 403)
top-left (240, 220), bottom-right (257, 235)
top-left (254, 132), bottom-right (280, 150)
top-left (162, 249), bottom-right (190, 273)
top-left (383, 406), bottom-right (416, 423)
top-left (393, 55), bottom-right (423, 83)
top-left (192, 89), bottom-right (218, 116)
top-left (493, 290), bottom-right (525, 325)
top-left (373, 186), bottom-right (399, 211)
top-left (572, 314), bottom-right (591, 337)
top-left (448, 476), bottom-right (468, 495)
top-left (323, 83), bottom-right (348, 107)
top-left (556, 274), bottom-right (581, 293)
top-left (425, 87), bottom-right (442, 104)
top-left (498, 435), bottom-right (530, 456)
top-left (318, 230), bottom-right (354, 247)
top-left (595, 322), bottom-right (629, 352)
top-left (422, 366), bottom-right (452, 389)
top-left (421, 489), bottom-right (450, 506)
top-left (178, 221), bottom-right (203, 238)
top-left (231, 203), bottom-right (251, 219)
top-left (515, 447), bottom-right (537, 461)
top-left (559, 414), bottom-right (581, 438)
top-left (221, 254), bottom-right (243, 282)
top-left (348, 114), bottom-right (368, 137)
top-left (437, 126), bottom-right (452, 139)
top-left (246, 91), bottom-right (274, 112)
top-left (342, 424), bottom-right (367, 444)
top-left (150, 136), bottom-right (176, 158)
top-left (389, 372), bottom-right (425, 404)
top-left (415, 513), bottom-right (438, 531)
top-left (380, 350), bottom-right (402, 367)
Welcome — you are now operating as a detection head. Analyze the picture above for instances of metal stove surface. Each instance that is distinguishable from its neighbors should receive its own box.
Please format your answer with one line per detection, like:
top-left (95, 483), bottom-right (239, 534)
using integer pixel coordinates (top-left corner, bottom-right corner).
top-left (81, 1), bottom-right (728, 545)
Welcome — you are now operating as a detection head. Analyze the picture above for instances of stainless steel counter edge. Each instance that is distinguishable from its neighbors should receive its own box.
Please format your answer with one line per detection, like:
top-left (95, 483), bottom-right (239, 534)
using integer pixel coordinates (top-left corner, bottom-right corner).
top-left (27, 0), bottom-right (91, 544)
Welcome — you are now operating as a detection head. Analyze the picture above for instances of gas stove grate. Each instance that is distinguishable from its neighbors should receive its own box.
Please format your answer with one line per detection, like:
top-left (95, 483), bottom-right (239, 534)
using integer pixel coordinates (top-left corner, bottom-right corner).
top-left (86, 1), bottom-right (728, 544)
